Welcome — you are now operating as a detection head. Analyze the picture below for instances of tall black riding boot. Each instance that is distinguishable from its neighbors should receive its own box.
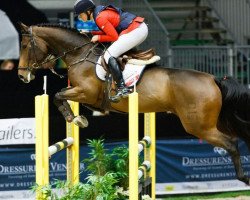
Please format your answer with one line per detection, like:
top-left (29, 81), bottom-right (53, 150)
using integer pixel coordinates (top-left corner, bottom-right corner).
top-left (108, 57), bottom-right (130, 101)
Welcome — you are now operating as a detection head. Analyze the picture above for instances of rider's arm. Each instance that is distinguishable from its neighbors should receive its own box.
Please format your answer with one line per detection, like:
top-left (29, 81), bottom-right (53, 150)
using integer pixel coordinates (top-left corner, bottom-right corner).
top-left (91, 30), bottom-right (105, 35)
top-left (92, 10), bottom-right (119, 42)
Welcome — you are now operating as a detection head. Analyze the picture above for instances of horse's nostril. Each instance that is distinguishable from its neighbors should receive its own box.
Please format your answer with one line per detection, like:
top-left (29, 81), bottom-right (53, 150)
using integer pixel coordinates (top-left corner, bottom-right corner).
top-left (18, 75), bottom-right (24, 80)
top-left (18, 74), bottom-right (29, 83)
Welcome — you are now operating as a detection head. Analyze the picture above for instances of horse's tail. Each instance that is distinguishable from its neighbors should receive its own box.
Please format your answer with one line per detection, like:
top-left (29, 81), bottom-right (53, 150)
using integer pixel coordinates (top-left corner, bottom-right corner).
top-left (214, 77), bottom-right (250, 139)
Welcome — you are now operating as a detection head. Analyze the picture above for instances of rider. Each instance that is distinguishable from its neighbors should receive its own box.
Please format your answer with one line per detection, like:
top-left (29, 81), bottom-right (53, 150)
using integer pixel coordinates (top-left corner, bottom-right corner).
top-left (74, 0), bottom-right (148, 101)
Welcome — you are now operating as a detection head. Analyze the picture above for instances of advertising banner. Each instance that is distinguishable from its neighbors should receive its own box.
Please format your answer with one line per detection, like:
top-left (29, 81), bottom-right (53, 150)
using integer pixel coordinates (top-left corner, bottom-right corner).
top-left (155, 139), bottom-right (250, 194)
top-left (0, 140), bottom-right (250, 199)
top-left (0, 118), bottom-right (35, 145)
top-left (0, 142), bottom-right (121, 199)
top-left (0, 147), bottom-right (87, 199)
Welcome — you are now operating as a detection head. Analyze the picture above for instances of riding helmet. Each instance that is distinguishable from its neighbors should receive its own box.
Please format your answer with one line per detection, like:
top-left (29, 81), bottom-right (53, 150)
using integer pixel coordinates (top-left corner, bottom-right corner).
top-left (74, 0), bottom-right (96, 15)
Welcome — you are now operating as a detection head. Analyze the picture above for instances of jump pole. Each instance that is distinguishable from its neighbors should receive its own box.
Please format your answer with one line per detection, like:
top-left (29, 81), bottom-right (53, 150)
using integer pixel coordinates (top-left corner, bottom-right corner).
top-left (129, 91), bottom-right (156, 200)
top-left (144, 112), bottom-right (156, 199)
top-left (129, 91), bottom-right (139, 200)
top-left (66, 100), bottom-right (80, 185)
top-left (35, 94), bottom-right (79, 198)
top-left (66, 79), bottom-right (80, 185)
top-left (35, 94), bottom-right (49, 188)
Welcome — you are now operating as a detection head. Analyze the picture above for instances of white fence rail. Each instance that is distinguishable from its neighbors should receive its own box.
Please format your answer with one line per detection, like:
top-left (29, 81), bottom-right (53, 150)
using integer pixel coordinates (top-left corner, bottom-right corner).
top-left (169, 46), bottom-right (250, 86)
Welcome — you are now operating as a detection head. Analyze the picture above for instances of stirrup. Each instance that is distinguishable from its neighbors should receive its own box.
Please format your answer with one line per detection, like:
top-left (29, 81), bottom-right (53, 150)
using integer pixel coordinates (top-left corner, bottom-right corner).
top-left (109, 94), bottom-right (122, 103)
top-left (117, 87), bottom-right (130, 98)
top-left (109, 87), bottom-right (130, 103)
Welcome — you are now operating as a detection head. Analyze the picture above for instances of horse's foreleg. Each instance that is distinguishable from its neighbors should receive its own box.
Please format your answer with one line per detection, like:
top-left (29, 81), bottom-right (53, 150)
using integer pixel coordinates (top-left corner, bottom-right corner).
top-left (54, 87), bottom-right (88, 128)
top-left (54, 92), bottom-right (74, 122)
top-left (202, 129), bottom-right (249, 185)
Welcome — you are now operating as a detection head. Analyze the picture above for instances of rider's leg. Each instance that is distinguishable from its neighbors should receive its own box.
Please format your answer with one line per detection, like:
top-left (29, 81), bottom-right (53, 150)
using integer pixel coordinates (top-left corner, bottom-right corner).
top-left (108, 56), bottom-right (130, 99)
top-left (104, 22), bottom-right (148, 100)
top-left (104, 22), bottom-right (148, 59)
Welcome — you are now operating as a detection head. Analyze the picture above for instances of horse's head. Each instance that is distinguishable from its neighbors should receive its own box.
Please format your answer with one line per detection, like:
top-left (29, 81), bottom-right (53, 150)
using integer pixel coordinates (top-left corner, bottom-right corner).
top-left (18, 23), bottom-right (50, 83)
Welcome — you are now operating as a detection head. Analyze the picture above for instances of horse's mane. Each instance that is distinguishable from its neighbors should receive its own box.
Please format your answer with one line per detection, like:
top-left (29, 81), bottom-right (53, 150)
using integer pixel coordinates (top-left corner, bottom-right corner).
top-left (36, 23), bottom-right (91, 38)
top-left (34, 23), bottom-right (108, 51)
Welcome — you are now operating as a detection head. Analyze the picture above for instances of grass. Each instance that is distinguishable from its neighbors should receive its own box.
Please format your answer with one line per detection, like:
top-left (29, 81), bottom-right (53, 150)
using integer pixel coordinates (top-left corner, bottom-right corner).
top-left (160, 190), bottom-right (250, 199)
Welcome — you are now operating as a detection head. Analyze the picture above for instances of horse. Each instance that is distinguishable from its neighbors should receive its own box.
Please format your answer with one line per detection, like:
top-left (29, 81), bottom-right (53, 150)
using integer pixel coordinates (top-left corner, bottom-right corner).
top-left (18, 23), bottom-right (250, 185)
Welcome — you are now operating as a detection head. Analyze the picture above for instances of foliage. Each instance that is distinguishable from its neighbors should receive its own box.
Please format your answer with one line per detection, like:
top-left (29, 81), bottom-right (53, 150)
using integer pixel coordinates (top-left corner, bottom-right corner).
top-left (33, 139), bottom-right (130, 200)
top-left (83, 139), bottom-right (113, 177)
top-left (84, 139), bottom-right (130, 189)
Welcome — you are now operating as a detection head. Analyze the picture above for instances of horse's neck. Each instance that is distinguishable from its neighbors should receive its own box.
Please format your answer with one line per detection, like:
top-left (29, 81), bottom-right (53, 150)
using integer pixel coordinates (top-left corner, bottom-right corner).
top-left (37, 27), bottom-right (90, 66)
top-left (36, 27), bottom-right (99, 85)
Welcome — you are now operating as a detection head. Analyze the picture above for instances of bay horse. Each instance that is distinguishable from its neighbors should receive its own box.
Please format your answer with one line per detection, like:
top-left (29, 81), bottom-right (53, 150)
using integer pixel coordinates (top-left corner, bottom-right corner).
top-left (18, 23), bottom-right (250, 185)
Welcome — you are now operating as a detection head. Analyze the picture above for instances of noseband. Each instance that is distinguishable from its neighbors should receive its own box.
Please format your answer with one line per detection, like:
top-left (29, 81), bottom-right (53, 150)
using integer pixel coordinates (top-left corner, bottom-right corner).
top-left (18, 26), bottom-right (103, 78)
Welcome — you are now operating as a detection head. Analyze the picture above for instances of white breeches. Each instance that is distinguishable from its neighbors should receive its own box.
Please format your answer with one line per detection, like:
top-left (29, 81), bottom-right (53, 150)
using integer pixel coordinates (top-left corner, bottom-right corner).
top-left (104, 22), bottom-right (148, 63)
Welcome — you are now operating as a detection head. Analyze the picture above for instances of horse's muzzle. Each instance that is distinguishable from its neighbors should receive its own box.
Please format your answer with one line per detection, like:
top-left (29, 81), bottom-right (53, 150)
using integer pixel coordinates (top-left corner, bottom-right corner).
top-left (18, 74), bottom-right (29, 83)
top-left (18, 71), bottom-right (35, 83)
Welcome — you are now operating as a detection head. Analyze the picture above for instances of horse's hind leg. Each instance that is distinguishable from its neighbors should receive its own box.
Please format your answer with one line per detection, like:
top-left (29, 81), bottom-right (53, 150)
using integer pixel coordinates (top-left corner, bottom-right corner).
top-left (201, 129), bottom-right (249, 185)
top-left (54, 87), bottom-right (88, 128)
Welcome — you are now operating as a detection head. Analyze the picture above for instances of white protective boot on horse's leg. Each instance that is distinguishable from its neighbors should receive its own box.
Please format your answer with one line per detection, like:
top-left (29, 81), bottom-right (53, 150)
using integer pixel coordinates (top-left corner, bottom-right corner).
top-left (73, 115), bottom-right (89, 128)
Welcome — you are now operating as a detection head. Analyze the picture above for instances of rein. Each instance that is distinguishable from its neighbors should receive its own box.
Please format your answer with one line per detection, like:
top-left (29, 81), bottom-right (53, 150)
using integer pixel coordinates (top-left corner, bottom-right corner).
top-left (18, 26), bottom-right (102, 78)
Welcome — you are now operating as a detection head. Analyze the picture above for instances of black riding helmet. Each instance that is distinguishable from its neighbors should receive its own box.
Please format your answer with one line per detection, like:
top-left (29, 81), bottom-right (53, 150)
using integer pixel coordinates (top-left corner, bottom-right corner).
top-left (74, 0), bottom-right (96, 15)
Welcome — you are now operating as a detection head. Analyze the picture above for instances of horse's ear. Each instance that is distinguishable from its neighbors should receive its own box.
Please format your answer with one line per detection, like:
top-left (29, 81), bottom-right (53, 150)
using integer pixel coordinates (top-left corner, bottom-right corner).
top-left (19, 22), bottom-right (29, 33)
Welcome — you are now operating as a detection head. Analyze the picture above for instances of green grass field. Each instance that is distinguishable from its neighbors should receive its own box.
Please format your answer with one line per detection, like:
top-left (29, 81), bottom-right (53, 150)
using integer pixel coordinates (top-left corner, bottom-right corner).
top-left (161, 190), bottom-right (250, 199)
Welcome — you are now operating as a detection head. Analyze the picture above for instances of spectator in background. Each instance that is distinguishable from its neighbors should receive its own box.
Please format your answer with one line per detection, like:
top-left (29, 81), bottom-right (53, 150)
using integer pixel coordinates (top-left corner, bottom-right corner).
top-left (0, 60), bottom-right (15, 70)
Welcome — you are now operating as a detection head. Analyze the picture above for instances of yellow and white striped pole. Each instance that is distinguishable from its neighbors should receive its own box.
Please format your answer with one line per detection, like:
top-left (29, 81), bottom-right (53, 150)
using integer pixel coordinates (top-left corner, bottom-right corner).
top-left (48, 137), bottom-right (74, 157)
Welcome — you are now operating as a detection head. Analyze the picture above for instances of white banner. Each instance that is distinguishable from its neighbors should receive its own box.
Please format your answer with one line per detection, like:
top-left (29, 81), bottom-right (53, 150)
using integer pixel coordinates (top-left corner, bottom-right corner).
top-left (156, 180), bottom-right (250, 195)
top-left (0, 118), bottom-right (35, 145)
top-left (0, 190), bottom-right (34, 200)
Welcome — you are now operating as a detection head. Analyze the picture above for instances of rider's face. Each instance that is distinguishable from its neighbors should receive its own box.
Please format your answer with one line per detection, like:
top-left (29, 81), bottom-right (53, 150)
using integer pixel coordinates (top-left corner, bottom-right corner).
top-left (78, 13), bottom-right (88, 22)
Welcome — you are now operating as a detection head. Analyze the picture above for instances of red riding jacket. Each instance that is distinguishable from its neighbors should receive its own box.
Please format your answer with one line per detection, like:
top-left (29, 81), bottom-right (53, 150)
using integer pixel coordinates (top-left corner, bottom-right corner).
top-left (91, 9), bottom-right (144, 43)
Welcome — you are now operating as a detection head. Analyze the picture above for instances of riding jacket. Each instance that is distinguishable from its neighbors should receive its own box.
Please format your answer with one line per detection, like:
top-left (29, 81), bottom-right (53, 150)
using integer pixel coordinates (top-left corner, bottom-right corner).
top-left (91, 5), bottom-right (144, 43)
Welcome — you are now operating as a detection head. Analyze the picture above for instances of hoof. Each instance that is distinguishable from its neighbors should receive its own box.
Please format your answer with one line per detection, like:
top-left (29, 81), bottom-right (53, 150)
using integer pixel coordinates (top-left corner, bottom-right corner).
top-left (73, 115), bottom-right (88, 128)
top-left (238, 176), bottom-right (250, 186)
top-left (92, 111), bottom-right (106, 116)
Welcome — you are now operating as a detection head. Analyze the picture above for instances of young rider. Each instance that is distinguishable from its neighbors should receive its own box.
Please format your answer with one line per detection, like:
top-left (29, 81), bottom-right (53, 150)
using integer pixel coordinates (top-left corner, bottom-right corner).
top-left (74, 0), bottom-right (148, 101)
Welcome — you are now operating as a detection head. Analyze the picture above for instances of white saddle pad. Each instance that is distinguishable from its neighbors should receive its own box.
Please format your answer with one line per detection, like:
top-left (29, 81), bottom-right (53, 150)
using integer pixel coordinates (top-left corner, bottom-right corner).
top-left (96, 57), bottom-right (146, 87)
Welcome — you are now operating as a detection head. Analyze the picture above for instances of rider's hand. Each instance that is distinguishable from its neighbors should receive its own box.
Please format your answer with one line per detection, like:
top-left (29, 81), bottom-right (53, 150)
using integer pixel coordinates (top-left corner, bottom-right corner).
top-left (80, 29), bottom-right (89, 34)
top-left (91, 35), bottom-right (99, 43)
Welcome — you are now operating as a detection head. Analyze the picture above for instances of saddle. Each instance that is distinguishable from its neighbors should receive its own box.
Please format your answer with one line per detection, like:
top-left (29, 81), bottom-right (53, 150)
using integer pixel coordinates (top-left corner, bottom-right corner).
top-left (96, 48), bottom-right (160, 107)
top-left (101, 48), bottom-right (159, 71)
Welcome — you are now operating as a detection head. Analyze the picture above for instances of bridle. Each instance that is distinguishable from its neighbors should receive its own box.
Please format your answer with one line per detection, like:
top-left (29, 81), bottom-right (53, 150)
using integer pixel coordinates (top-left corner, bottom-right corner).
top-left (18, 26), bottom-right (103, 78)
